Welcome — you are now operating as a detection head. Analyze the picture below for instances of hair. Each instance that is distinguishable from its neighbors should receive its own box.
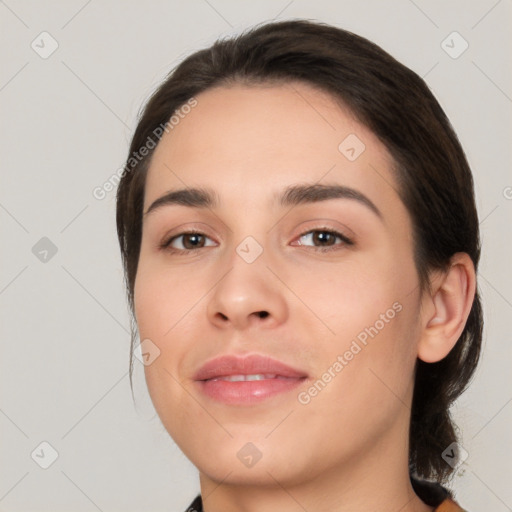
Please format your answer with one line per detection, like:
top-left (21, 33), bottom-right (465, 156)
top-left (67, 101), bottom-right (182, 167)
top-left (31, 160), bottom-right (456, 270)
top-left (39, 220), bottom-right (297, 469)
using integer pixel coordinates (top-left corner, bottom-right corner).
top-left (116, 19), bottom-right (482, 486)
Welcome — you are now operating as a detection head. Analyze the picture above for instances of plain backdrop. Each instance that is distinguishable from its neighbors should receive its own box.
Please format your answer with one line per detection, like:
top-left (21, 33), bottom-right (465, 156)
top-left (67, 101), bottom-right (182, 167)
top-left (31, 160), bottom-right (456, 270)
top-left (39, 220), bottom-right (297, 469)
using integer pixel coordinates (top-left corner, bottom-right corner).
top-left (1, 1), bottom-right (511, 511)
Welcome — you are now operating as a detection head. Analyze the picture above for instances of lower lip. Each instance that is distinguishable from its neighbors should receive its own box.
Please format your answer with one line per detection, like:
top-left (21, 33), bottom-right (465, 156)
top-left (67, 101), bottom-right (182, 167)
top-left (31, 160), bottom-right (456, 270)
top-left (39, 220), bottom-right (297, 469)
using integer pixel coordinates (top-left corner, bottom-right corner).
top-left (196, 377), bottom-right (306, 405)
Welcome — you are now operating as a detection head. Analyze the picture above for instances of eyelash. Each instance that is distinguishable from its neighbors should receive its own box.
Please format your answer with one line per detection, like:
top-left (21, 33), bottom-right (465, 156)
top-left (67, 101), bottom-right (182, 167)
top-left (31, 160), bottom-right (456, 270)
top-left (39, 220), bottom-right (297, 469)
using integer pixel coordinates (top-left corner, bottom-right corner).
top-left (159, 228), bottom-right (354, 255)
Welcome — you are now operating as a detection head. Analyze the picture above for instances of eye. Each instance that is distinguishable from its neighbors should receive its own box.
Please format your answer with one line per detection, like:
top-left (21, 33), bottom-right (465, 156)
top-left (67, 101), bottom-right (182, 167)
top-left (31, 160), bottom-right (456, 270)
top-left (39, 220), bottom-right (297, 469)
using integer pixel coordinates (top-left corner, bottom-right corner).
top-left (160, 230), bottom-right (216, 254)
top-left (294, 228), bottom-right (353, 253)
top-left (160, 227), bottom-right (353, 255)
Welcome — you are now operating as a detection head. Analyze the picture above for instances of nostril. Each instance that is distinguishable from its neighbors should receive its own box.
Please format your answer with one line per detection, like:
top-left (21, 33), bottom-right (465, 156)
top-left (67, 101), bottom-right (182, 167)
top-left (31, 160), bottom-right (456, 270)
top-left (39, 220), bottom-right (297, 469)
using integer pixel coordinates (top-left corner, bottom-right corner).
top-left (258, 311), bottom-right (269, 318)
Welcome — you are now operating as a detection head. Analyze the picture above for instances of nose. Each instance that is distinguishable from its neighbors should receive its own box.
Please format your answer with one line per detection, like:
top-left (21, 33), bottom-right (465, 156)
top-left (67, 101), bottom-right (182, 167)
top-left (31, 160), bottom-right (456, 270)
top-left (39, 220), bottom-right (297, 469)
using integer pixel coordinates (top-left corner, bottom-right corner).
top-left (206, 254), bottom-right (288, 331)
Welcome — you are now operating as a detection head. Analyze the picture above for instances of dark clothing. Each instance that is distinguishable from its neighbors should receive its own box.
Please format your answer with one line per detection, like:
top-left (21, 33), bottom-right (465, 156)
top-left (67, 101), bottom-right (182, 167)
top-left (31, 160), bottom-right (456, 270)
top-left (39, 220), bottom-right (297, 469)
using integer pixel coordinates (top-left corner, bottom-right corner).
top-left (183, 477), bottom-right (467, 511)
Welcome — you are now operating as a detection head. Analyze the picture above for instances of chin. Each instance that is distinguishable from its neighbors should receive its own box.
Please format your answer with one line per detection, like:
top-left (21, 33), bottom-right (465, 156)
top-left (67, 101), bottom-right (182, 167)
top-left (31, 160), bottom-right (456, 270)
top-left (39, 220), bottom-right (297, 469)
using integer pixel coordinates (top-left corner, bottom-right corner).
top-left (197, 459), bottom-right (305, 488)
top-left (188, 439), bottom-right (314, 488)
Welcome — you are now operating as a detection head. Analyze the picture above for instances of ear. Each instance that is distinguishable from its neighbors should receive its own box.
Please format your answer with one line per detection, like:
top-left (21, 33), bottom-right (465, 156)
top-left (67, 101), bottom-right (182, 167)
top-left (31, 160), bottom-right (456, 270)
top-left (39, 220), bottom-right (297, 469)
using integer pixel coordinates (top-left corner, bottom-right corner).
top-left (417, 252), bottom-right (476, 363)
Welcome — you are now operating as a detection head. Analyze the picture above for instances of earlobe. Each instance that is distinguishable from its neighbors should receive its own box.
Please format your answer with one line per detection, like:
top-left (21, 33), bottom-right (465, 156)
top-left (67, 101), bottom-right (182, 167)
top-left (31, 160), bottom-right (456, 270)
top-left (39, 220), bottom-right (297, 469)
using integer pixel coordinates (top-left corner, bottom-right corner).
top-left (417, 253), bottom-right (476, 363)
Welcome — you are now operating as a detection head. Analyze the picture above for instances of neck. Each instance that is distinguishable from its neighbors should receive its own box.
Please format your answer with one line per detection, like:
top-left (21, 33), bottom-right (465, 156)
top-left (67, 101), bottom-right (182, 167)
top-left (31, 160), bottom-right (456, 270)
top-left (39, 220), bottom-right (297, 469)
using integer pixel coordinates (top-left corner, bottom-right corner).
top-left (197, 411), bottom-right (434, 512)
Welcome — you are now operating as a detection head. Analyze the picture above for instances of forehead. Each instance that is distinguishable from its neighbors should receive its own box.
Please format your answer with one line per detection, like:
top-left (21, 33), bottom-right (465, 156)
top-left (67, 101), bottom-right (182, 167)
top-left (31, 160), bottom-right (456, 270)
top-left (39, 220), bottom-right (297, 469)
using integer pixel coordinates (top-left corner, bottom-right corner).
top-left (143, 82), bottom-right (400, 214)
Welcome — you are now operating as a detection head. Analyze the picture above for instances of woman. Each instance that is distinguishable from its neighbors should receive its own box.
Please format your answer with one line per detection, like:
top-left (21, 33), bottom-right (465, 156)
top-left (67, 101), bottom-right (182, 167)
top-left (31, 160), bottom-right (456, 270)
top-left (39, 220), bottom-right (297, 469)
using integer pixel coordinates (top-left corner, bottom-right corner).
top-left (116, 19), bottom-right (481, 511)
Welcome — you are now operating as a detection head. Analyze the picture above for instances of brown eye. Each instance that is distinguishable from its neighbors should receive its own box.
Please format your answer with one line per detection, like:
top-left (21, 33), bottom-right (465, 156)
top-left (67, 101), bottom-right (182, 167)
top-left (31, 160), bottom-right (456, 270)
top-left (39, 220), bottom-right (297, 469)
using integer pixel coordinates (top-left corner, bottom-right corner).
top-left (296, 229), bottom-right (353, 252)
top-left (161, 231), bottom-right (215, 253)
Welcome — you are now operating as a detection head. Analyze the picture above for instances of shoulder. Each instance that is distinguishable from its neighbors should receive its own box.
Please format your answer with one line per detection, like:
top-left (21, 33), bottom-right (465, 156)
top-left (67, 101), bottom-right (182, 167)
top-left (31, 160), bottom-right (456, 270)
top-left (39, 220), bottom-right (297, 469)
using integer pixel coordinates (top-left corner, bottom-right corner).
top-left (411, 475), bottom-right (453, 506)
top-left (184, 494), bottom-right (202, 512)
top-left (411, 476), bottom-right (468, 511)
top-left (434, 497), bottom-right (468, 511)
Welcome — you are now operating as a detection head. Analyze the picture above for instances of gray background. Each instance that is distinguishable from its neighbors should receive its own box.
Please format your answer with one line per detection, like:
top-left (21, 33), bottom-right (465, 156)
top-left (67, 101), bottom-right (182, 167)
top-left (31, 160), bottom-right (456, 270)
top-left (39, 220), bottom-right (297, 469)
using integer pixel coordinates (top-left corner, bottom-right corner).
top-left (1, 1), bottom-right (511, 511)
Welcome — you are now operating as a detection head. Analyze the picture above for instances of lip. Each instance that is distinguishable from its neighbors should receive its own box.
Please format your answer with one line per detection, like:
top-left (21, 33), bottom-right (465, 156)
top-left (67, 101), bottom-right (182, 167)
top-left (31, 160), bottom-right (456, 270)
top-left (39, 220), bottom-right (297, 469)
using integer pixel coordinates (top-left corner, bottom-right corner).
top-left (194, 354), bottom-right (308, 381)
top-left (193, 354), bottom-right (308, 405)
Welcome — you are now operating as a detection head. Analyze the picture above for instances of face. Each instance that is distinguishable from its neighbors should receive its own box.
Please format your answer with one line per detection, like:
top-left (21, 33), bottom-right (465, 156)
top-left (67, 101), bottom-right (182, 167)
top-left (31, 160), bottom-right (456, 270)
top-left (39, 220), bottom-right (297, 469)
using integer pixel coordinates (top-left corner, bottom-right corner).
top-left (134, 82), bottom-right (423, 487)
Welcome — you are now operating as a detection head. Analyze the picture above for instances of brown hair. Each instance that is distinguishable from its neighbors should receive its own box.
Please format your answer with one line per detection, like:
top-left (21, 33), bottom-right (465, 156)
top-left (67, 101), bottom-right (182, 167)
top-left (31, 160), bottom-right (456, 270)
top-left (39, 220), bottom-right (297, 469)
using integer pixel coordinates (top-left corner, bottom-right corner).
top-left (116, 19), bottom-right (482, 485)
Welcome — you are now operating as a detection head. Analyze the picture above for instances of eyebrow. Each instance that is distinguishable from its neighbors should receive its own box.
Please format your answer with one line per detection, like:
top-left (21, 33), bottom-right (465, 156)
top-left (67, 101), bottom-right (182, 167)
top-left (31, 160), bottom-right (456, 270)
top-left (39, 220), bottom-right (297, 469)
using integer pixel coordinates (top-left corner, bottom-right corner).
top-left (143, 183), bottom-right (383, 220)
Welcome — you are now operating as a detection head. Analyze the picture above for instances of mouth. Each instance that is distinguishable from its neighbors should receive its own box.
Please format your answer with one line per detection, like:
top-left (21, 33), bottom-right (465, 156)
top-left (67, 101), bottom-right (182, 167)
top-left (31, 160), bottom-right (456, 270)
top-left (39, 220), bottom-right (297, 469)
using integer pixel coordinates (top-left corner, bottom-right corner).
top-left (193, 354), bottom-right (308, 405)
top-left (207, 373), bottom-right (297, 382)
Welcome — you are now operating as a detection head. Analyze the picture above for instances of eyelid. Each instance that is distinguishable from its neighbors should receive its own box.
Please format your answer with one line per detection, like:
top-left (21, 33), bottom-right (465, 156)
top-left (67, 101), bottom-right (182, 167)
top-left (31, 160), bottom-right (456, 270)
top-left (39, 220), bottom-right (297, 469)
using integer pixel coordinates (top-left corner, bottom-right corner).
top-left (291, 218), bottom-right (355, 244)
top-left (159, 222), bottom-right (216, 246)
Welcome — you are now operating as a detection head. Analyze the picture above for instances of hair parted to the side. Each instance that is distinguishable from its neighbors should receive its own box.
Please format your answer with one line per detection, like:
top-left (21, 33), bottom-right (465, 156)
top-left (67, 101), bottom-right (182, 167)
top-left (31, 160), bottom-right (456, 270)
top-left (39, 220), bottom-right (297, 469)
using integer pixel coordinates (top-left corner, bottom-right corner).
top-left (116, 19), bottom-right (482, 485)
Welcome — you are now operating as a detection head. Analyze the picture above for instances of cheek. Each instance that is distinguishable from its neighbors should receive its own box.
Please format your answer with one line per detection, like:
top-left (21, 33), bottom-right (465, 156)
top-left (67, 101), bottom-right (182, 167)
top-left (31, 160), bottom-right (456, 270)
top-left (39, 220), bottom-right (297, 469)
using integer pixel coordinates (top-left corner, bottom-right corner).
top-left (291, 242), bottom-right (417, 338)
top-left (294, 243), bottom-right (420, 406)
top-left (133, 253), bottom-right (213, 405)
top-left (133, 253), bottom-right (201, 342)
top-left (133, 260), bottom-right (198, 437)
top-left (293, 297), bottom-right (419, 461)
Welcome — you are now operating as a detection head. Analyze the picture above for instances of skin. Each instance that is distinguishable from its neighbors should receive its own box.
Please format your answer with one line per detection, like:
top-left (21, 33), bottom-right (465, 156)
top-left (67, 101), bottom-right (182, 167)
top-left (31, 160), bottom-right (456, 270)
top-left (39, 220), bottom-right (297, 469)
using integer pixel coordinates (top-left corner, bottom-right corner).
top-left (133, 82), bottom-right (476, 512)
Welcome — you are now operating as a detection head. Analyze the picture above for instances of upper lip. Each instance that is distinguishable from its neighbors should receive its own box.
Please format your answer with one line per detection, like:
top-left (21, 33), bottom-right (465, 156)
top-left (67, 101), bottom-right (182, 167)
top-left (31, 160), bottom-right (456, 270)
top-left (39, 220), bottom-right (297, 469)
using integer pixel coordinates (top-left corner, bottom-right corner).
top-left (193, 354), bottom-right (308, 381)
